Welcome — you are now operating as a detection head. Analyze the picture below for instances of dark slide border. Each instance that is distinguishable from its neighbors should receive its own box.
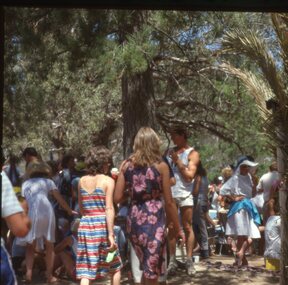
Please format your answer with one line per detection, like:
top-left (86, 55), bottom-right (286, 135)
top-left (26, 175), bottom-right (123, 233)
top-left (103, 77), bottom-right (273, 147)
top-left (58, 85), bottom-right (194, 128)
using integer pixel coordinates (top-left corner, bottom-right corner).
top-left (1, 0), bottom-right (288, 12)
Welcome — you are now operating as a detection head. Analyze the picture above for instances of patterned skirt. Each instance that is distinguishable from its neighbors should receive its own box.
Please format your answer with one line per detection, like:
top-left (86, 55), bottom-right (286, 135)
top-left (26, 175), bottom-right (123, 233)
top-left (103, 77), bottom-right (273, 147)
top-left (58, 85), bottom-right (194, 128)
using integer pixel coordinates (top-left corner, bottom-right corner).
top-left (76, 215), bottom-right (122, 280)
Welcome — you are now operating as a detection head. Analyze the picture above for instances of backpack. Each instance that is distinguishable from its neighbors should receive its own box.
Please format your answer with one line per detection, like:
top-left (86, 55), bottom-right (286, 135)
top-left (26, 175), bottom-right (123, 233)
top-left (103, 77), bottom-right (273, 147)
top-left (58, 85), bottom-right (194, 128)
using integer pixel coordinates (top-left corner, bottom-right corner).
top-left (58, 169), bottom-right (72, 197)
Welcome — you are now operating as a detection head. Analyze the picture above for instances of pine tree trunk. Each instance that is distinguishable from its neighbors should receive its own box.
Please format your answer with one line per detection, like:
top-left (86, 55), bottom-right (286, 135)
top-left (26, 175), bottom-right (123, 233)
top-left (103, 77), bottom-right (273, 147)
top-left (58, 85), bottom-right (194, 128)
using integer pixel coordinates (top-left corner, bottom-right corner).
top-left (121, 67), bottom-right (156, 158)
top-left (277, 148), bottom-right (288, 285)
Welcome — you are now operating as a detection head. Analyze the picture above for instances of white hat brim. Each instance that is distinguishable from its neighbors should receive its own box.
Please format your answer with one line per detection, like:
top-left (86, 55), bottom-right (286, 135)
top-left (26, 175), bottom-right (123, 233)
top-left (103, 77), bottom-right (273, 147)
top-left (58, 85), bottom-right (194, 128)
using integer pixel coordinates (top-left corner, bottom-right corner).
top-left (239, 160), bottom-right (258, 168)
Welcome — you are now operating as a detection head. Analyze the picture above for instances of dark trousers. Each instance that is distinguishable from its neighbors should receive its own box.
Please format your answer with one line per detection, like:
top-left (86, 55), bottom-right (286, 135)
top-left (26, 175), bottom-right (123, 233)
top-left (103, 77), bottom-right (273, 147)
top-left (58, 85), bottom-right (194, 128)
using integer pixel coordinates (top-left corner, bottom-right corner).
top-left (1, 244), bottom-right (17, 285)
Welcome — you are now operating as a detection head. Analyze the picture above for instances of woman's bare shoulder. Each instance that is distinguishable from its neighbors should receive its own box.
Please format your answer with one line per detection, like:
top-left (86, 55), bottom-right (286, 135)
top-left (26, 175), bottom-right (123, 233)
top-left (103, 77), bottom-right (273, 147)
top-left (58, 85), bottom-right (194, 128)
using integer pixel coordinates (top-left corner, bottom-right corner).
top-left (119, 158), bottom-right (133, 172)
top-left (154, 161), bottom-right (168, 173)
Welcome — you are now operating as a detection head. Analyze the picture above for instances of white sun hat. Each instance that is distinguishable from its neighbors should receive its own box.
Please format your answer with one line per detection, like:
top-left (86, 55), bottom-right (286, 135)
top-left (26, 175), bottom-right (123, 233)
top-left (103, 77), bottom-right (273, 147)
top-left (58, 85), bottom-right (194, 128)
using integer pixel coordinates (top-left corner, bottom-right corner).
top-left (239, 160), bottom-right (258, 168)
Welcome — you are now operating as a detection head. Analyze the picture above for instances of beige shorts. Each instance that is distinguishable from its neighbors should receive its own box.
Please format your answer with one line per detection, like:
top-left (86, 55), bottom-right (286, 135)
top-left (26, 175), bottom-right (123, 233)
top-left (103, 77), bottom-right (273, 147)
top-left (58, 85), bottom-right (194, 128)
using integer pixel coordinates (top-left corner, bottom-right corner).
top-left (174, 193), bottom-right (194, 207)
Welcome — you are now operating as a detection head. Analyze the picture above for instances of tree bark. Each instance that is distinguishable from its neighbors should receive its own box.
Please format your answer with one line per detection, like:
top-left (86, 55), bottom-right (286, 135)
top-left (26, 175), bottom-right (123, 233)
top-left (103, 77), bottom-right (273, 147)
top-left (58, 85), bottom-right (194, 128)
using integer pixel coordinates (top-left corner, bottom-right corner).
top-left (277, 147), bottom-right (288, 285)
top-left (121, 67), bottom-right (156, 158)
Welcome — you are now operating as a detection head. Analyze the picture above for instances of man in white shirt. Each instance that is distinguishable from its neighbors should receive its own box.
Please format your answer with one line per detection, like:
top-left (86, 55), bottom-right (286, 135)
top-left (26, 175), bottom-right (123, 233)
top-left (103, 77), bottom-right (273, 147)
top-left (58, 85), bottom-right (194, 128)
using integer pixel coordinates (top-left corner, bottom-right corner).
top-left (256, 162), bottom-right (279, 223)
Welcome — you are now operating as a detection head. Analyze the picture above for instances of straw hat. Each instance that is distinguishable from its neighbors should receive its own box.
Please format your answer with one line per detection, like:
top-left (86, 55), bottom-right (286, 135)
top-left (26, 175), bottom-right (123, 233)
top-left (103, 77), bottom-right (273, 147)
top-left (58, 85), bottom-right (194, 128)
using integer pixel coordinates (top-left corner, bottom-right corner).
top-left (26, 161), bottom-right (52, 178)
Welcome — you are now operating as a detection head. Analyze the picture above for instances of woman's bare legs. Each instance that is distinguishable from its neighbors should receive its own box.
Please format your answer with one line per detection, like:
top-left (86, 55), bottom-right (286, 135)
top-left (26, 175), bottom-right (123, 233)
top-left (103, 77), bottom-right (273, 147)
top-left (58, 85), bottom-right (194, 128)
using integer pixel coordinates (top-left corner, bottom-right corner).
top-left (227, 236), bottom-right (237, 253)
top-left (44, 239), bottom-right (57, 283)
top-left (111, 270), bottom-right (121, 285)
top-left (238, 237), bottom-right (252, 266)
top-left (235, 236), bottom-right (252, 266)
top-left (80, 278), bottom-right (90, 285)
top-left (25, 240), bottom-right (36, 281)
top-left (58, 251), bottom-right (76, 279)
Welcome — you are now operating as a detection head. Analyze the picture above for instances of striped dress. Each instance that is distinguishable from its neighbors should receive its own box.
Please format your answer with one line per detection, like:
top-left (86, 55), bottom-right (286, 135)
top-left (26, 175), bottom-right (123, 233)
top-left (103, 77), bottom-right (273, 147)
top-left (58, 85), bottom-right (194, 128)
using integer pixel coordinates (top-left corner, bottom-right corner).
top-left (76, 188), bottom-right (122, 280)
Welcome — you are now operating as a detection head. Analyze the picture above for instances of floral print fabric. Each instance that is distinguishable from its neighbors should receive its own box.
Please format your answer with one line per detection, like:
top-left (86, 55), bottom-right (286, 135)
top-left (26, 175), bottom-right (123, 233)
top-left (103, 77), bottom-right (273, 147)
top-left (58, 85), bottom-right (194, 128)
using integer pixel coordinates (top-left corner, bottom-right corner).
top-left (124, 162), bottom-right (166, 279)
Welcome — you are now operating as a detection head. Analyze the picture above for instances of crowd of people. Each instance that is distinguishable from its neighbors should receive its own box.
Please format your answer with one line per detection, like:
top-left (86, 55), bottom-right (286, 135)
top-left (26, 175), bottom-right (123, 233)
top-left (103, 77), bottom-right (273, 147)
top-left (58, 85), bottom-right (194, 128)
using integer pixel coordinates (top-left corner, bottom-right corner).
top-left (1, 126), bottom-right (282, 285)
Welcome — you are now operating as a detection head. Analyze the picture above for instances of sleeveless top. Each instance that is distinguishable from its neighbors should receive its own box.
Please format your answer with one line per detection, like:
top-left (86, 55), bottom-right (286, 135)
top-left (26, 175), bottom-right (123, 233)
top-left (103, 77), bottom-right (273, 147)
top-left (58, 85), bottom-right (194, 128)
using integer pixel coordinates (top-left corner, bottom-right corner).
top-left (76, 187), bottom-right (122, 280)
top-left (124, 161), bottom-right (166, 279)
top-left (166, 147), bottom-right (194, 198)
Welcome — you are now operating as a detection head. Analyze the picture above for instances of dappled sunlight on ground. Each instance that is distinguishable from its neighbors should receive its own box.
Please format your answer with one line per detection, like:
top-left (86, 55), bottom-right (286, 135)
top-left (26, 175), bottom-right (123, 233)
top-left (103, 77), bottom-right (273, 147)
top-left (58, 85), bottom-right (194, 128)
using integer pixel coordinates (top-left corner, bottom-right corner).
top-left (17, 255), bottom-right (280, 285)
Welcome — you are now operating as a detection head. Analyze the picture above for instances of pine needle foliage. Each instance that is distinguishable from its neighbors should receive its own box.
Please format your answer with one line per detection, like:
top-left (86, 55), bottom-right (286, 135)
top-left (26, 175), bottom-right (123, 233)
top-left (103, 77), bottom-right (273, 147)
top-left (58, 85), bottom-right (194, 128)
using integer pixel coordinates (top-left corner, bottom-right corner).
top-left (219, 13), bottom-right (288, 180)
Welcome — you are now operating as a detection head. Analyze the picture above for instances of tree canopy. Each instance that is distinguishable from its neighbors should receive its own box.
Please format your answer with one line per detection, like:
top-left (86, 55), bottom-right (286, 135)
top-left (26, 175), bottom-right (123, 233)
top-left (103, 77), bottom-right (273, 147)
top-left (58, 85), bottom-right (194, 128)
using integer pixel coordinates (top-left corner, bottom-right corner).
top-left (4, 9), bottom-right (278, 179)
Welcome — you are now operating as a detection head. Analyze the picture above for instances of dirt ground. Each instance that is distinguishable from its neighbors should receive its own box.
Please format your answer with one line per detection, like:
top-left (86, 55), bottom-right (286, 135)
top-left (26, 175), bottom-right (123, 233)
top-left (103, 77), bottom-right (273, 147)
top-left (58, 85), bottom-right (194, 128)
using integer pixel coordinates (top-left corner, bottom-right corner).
top-left (17, 255), bottom-right (280, 285)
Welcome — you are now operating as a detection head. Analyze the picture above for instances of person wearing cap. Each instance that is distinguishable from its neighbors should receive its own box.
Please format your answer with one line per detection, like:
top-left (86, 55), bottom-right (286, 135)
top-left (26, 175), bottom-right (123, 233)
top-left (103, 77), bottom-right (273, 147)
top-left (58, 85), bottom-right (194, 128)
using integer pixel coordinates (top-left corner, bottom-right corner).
top-left (165, 127), bottom-right (200, 276)
top-left (220, 159), bottom-right (261, 267)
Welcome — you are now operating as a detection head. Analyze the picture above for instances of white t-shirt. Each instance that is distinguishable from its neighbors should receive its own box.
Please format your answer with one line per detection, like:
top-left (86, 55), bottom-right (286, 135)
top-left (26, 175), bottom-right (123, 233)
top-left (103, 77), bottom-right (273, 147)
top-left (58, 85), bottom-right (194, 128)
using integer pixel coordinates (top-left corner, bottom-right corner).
top-left (1, 171), bottom-right (23, 218)
top-left (166, 147), bottom-right (194, 198)
top-left (256, 171), bottom-right (279, 202)
top-left (1, 171), bottom-right (24, 246)
top-left (220, 173), bottom-right (253, 198)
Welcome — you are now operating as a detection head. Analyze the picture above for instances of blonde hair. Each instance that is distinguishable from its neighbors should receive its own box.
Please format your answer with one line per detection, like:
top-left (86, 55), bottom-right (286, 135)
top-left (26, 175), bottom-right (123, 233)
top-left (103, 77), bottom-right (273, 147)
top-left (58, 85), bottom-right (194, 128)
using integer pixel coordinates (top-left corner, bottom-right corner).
top-left (221, 166), bottom-right (233, 182)
top-left (132, 127), bottom-right (162, 167)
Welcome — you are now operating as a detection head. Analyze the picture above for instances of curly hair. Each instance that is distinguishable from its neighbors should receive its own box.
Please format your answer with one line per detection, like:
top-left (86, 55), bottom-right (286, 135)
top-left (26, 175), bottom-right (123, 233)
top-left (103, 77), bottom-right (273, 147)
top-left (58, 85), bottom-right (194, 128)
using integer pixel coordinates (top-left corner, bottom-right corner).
top-left (85, 146), bottom-right (112, 175)
top-left (132, 127), bottom-right (162, 167)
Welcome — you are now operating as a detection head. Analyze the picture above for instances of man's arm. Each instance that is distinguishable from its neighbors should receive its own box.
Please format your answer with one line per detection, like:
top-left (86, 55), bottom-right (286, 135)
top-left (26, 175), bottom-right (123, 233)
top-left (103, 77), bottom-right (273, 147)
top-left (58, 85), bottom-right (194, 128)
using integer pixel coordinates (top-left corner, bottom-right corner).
top-left (174, 150), bottom-right (200, 182)
top-left (5, 212), bottom-right (31, 237)
top-left (256, 178), bottom-right (264, 193)
top-left (2, 172), bottom-right (31, 237)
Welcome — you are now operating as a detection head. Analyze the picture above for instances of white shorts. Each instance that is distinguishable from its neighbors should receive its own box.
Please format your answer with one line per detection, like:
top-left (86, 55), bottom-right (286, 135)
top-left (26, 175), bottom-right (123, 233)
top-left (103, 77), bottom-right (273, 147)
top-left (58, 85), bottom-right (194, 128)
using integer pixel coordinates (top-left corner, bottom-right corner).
top-left (130, 241), bottom-right (167, 283)
top-left (174, 193), bottom-right (194, 207)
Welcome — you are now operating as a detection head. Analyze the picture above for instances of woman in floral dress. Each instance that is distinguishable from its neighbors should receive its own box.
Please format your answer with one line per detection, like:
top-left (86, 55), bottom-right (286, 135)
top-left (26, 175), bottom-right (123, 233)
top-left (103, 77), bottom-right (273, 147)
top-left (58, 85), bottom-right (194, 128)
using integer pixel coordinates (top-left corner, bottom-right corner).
top-left (114, 127), bottom-right (184, 285)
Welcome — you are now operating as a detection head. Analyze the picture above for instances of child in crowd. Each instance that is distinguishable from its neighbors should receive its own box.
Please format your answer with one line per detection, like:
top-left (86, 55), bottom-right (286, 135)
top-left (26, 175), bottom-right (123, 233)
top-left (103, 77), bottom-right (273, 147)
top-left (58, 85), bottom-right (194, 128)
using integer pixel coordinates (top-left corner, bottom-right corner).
top-left (54, 219), bottom-right (80, 280)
